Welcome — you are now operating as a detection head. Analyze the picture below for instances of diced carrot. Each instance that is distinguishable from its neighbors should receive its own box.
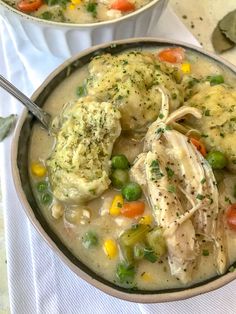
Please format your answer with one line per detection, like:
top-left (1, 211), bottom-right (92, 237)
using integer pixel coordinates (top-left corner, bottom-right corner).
top-left (158, 47), bottom-right (185, 64)
top-left (226, 204), bottom-right (236, 231)
top-left (190, 137), bottom-right (207, 157)
top-left (121, 201), bottom-right (145, 218)
top-left (110, 0), bottom-right (135, 12)
top-left (18, 0), bottom-right (43, 12)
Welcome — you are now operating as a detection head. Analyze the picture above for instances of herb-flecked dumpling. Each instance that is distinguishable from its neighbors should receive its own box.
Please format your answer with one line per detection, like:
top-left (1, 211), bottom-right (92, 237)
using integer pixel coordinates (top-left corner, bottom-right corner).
top-left (86, 52), bottom-right (182, 130)
top-left (47, 97), bottom-right (121, 203)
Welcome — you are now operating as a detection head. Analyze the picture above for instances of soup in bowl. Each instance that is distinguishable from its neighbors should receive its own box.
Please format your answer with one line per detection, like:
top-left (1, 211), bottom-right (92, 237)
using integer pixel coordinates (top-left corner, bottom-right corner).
top-left (0, 0), bottom-right (167, 58)
top-left (4, 0), bottom-right (154, 23)
top-left (12, 38), bottom-right (236, 302)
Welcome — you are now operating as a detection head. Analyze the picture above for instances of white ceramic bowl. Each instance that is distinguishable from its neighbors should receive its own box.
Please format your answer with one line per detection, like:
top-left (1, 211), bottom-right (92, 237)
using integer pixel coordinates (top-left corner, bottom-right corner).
top-left (11, 38), bottom-right (236, 303)
top-left (0, 0), bottom-right (167, 58)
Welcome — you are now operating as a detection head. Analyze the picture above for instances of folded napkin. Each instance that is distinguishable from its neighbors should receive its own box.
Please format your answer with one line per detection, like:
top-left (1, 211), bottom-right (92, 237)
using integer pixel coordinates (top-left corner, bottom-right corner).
top-left (1, 5), bottom-right (236, 314)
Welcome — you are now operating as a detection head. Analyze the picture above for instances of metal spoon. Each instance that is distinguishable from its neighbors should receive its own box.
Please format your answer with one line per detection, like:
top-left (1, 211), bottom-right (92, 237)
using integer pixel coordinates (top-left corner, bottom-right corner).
top-left (0, 74), bottom-right (51, 130)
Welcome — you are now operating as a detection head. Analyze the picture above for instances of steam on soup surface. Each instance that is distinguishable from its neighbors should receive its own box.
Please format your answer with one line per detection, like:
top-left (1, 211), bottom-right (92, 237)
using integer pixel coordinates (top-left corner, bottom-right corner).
top-left (5, 0), bottom-right (151, 23)
top-left (29, 47), bottom-right (236, 290)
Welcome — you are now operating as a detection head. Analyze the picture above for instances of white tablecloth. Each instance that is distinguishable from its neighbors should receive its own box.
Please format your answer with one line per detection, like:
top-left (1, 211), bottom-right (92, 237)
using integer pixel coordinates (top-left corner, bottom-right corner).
top-left (1, 5), bottom-right (236, 314)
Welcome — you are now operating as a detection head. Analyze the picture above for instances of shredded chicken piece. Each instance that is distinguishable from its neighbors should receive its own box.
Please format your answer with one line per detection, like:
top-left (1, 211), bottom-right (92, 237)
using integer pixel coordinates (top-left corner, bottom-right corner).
top-left (131, 87), bottom-right (227, 283)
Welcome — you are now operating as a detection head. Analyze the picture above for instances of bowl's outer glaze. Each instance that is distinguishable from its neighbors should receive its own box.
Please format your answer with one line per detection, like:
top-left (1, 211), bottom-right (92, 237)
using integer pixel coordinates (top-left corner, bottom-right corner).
top-left (0, 0), bottom-right (167, 59)
top-left (11, 38), bottom-right (236, 303)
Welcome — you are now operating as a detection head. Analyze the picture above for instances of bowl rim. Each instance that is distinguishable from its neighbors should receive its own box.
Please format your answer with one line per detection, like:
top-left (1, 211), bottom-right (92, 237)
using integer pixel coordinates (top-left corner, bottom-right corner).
top-left (0, 0), bottom-right (166, 28)
top-left (11, 37), bottom-right (236, 303)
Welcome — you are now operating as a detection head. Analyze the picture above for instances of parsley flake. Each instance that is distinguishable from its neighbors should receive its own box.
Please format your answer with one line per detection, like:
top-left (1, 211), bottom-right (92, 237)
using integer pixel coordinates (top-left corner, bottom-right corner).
top-left (166, 167), bottom-right (174, 178)
top-left (196, 194), bottom-right (205, 200)
top-left (202, 249), bottom-right (209, 256)
top-left (168, 185), bottom-right (176, 193)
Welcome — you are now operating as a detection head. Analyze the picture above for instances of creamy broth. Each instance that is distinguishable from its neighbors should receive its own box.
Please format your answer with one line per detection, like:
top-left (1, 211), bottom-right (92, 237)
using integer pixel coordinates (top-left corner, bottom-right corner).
top-left (5, 0), bottom-right (151, 23)
top-left (29, 47), bottom-right (236, 290)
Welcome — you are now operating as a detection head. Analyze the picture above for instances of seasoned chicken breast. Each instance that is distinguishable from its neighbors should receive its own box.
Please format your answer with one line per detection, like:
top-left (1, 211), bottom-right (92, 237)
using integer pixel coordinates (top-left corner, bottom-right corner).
top-left (131, 88), bottom-right (227, 283)
top-left (47, 97), bottom-right (121, 203)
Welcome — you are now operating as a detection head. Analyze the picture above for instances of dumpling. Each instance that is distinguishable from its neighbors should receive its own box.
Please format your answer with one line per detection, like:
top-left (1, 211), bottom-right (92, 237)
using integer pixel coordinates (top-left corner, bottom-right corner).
top-left (86, 52), bottom-right (182, 130)
top-left (47, 97), bottom-right (121, 203)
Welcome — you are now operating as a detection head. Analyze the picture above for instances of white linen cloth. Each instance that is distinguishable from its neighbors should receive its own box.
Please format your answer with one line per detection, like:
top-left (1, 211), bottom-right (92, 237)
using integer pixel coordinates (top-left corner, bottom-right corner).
top-left (0, 5), bottom-right (236, 313)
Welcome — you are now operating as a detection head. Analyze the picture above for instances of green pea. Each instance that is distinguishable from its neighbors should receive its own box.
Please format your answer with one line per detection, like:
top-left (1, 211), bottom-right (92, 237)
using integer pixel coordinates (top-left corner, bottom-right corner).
top-left (82, 231), bottom-right (98, 249)
top-left (111, 154), bottom-right (129, 170)
top-left (110, 169), bottom-right (129, 189)
top-left (116, 262), bottom-right (135, 284)
top-left (206, 151), bottom-right (227, 169)
top-left (122, 182), bottom-right (142, 201)
top-left (41, 193), bottom-right (52, 205)
top-left (36, 181), bottom-right (48, 193)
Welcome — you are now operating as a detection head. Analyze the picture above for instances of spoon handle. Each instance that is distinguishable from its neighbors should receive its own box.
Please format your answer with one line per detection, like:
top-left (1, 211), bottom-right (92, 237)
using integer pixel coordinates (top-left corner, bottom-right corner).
top-left (0, 74), bottom-right (51, 130)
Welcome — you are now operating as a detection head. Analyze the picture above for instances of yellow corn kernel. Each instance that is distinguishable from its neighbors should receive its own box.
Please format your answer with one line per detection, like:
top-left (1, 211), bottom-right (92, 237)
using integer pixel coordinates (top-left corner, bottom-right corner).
top-left (31, 162), bottom-right (47, 177)
top-left (141, 272), bottom-right (152, 282)
top-left (103, 239), bottom-right (117, 259)
top-left (181, 63), bottom-right (191, 73)
top-left (109, 195), bottom-right (124, 216)
top-left (139, 215), bottom-right (153, 225)
top-left (68, 3), bottom-right (75, 9)
top-left (71, 0), bottom-right (81, 4)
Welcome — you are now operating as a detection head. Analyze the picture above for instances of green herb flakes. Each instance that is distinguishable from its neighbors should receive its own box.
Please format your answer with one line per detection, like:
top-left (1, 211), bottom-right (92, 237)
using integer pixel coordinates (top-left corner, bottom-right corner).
top-left (116, 262), bottom-right (135, 283)
top-left (150, 160), bottom-right (164, 180)
top-left (166, 167), bottom-right (174, 179)
top-left (143, 248), bottom-right (158, 263)
top-left (165, 125), bottom-right (173, 131)
top-left (204, 109), bottom-right (211, 116)
top-left (196, 194), bottom-right (205, 200)
top-left (156, 127), bottom-right (164, 134)
top-left (45, 0), bottom-right (70, 8)
top-left (167, 185), bottom-right (176, 193)
top-left (86, 2), bottom-right (98, 18)
top-left (207, 75), bottom-right (224, 86)
top-left (201, 178), bottom-right (206, 184)
top-left (41, 11), bottom-right (53, 20)
top-left (202, 249), bottom-right (209, 256)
